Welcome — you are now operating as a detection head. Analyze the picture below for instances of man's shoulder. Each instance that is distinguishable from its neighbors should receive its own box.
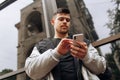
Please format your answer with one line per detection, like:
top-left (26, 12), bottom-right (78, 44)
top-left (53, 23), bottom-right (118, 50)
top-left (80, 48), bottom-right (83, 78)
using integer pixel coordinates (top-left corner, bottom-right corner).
top-left (35, 38), bottom-right (54, 53)
top-left (36, 37), bottom-right (53, 46)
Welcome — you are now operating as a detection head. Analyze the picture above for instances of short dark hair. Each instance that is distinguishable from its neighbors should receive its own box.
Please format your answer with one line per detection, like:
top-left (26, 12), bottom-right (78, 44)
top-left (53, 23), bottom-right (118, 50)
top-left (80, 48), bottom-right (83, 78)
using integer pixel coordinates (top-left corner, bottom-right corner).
top-left (53, 8), bottom-right (70, 15)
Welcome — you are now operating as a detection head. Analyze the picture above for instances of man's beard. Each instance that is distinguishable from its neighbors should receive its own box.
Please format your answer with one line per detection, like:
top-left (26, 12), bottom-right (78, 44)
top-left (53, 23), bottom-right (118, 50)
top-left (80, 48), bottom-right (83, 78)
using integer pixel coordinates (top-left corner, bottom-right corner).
top-left (56, 29), bottom-right (69, 34)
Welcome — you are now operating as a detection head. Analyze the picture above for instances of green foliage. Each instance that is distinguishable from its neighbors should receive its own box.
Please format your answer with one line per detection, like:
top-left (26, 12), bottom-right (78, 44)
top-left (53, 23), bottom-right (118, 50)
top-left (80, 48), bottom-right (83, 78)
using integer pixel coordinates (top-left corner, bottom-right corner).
top-left (105, 0), bottom-right (120, 31)
top-left (0, 69), bottom-right (16, 80)
top-left (105, 0), bottom-right (120, 79)
top-left (105, 53), bottom-right (120, 80)
top-left (105, 9), bottom-right (115, 29)
top-left (0, 69), bottom-right (13, 75)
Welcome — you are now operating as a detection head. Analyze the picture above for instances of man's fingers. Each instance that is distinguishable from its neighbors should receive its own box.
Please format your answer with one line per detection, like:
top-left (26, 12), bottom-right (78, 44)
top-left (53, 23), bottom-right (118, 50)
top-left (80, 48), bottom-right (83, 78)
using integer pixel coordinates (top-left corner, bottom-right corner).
top-left (70, 41), bottom-right (88, 59)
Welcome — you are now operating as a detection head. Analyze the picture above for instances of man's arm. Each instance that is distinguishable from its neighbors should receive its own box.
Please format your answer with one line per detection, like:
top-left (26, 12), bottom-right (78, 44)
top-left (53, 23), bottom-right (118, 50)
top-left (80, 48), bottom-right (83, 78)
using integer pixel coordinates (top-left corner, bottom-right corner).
top-left (25, 47), bottom-right (62, 79)
top-left (82, 44), bottom-right (106, 74)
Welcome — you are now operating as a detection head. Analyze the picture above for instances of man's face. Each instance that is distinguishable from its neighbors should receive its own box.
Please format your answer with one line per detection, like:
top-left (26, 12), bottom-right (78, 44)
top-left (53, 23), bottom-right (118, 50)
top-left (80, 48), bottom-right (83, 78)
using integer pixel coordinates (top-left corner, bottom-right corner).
top-left (51, 13), bottom-right (71, 34)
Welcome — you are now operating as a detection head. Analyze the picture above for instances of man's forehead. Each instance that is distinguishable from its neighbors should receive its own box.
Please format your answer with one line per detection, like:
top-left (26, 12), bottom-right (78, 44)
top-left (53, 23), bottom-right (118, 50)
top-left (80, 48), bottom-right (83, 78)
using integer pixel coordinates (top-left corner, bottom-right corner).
top-left (56, 13), bottom-right (70, 18)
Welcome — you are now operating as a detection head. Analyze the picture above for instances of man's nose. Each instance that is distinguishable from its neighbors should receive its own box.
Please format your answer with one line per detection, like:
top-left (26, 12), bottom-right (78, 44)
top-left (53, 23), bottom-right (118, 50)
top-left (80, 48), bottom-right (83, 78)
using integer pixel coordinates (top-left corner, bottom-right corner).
top-left (63, 19), bottom-right (67, 22)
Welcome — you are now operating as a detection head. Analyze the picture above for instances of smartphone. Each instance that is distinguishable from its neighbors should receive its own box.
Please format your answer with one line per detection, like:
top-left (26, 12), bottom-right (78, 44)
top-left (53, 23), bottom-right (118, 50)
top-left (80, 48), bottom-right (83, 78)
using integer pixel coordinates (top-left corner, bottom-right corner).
top-left (73, 34), bottom-right (84, 42)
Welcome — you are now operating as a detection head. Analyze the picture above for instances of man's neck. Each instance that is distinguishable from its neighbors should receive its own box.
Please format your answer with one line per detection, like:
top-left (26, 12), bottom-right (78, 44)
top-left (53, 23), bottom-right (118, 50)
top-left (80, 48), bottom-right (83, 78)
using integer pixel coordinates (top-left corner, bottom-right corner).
top-left (54, 33), bottom-right (68, 39)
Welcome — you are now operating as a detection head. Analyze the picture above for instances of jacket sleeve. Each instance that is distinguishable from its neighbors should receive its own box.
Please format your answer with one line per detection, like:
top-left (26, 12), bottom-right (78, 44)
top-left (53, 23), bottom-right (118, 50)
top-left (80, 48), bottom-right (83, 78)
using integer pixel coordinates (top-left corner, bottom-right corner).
top-left (82, 44), bottom-right (106, 75)
top-left (25, 47), bottom-right (62, 79)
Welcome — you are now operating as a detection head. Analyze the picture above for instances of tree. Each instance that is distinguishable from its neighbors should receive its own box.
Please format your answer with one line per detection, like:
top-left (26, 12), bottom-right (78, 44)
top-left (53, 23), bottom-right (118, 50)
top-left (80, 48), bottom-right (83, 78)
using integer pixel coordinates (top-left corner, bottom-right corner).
top-left (106, 0), bottom-right (120, 69)
top-left (0, 69), bottom-right (16, 80)
top-left (105, 53), bottom-right (120, 80)
top-left (105, 0), bottom-right (120, 80)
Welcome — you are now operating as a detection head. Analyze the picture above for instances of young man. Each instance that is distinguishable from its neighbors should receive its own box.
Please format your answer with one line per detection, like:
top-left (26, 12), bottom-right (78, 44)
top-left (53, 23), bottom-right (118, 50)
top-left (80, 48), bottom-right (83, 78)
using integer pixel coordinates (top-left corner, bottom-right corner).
top-left (25, 8), bottom-right (106, 80)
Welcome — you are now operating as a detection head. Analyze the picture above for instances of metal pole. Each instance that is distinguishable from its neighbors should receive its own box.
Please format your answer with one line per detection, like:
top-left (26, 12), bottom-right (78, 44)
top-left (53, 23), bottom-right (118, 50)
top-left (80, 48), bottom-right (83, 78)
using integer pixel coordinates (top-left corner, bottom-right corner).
top-left (42, 0), bottom-right (50, 37)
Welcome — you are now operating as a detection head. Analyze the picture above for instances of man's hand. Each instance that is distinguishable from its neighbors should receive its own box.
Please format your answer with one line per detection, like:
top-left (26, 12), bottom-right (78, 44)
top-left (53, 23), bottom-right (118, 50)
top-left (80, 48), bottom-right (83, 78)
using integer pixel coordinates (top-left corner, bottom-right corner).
top-left (56, 38), bottom-right (71, 55)
top-left (70, 41), bottom-right (88, 59)
top-left (56, 38), bottom-right (88, 59)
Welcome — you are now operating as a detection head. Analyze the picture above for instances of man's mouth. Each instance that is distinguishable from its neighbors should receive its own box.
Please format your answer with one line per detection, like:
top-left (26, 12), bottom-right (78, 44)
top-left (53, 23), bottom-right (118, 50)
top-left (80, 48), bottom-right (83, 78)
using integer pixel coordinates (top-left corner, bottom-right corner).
top-left (61, 25), bottom-right (68, 28)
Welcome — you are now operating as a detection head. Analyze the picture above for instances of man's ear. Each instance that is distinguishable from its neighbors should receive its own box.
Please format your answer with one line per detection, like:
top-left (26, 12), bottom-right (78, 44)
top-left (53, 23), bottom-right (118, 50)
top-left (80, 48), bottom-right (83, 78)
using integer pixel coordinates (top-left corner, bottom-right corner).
top-left (50, 19), bottom-right (54, 26)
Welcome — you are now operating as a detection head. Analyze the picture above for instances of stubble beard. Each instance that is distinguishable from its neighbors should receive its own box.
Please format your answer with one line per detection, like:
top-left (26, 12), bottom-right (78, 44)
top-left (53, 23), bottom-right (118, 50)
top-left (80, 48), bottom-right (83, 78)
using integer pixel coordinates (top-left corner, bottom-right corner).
top-left (56, 28), bottom-right (69, 35)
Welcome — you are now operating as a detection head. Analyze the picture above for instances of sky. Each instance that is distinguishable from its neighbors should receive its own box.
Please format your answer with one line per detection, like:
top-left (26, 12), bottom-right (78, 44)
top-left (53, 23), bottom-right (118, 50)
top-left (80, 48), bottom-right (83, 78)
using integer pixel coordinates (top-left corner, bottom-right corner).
top-left (0, 0), bottom-right (5, 4)
top-left (84, 0), bottom-right (114, 56)
top-left (0, 0), bottom-right (114, 71)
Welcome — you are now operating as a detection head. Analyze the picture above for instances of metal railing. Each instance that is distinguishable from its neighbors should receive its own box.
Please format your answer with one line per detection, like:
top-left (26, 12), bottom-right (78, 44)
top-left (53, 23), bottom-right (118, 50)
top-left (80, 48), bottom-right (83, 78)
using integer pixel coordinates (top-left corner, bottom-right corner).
top-left (0, 33), bottom-right (120, 80)
top-left (0, 68), bottom-right (25, 79)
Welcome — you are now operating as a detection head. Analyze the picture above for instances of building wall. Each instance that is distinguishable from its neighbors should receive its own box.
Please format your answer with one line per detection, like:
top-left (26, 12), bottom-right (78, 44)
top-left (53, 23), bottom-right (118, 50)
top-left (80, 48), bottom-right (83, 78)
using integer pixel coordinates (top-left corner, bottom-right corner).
top-left (16, 0), bottom-right (47, 80)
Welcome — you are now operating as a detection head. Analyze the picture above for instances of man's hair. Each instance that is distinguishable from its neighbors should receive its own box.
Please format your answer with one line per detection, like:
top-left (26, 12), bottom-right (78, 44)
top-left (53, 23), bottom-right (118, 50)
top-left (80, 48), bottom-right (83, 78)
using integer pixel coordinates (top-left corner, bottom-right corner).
top-left (53, 8), bottom-right (70, 15)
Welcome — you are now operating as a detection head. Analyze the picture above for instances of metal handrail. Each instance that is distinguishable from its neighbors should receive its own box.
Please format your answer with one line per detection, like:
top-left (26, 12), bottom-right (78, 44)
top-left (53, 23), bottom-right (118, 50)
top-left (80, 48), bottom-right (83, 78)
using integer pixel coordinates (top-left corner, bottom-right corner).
top-left (0, 68), bottom-right (25, 79)
top-left (92, 33), bottom-right (120, 47)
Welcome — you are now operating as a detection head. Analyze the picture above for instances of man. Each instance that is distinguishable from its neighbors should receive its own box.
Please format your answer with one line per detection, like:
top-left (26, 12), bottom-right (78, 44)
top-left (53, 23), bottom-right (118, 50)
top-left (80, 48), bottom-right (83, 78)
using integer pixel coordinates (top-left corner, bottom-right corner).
top-left (25, 8), bottom-right (106, 80)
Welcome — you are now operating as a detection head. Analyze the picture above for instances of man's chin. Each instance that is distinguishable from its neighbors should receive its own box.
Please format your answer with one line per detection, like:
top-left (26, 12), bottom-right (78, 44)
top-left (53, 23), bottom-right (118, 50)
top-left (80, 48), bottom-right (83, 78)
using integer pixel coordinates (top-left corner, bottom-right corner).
top-left (60, 31), bottom-right (68, 34)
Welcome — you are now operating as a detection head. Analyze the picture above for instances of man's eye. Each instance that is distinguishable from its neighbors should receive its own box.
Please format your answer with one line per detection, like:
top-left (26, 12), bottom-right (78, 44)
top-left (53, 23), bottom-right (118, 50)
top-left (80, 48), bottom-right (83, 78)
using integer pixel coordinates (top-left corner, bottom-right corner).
top-left (58, 17), bottom-right (70, 22)
top-left (58, 17), bottom-right (64, 21)
top-left (66, 18), bottom-right (70, 22)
